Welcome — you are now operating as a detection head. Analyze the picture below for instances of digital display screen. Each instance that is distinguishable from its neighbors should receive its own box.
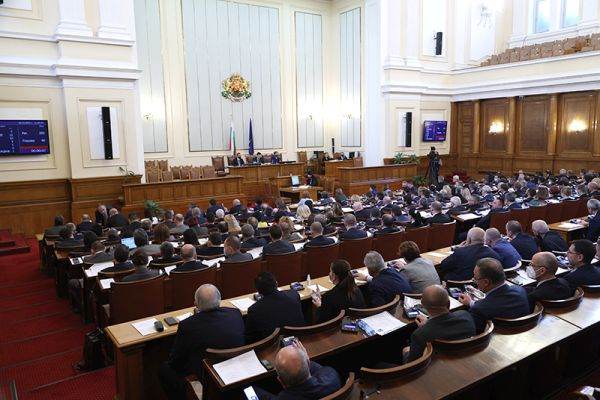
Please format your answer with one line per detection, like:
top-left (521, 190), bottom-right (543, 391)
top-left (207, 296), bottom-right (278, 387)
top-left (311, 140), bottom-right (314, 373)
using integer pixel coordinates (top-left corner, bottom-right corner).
top-left (0, 120), bottom-right (50, 155)
top-left (422, 120), bottom-right (447, 142)
top-left (121, 237), bottom-right (137, 250)
top-left (291, 175), bottom-right (300, 186)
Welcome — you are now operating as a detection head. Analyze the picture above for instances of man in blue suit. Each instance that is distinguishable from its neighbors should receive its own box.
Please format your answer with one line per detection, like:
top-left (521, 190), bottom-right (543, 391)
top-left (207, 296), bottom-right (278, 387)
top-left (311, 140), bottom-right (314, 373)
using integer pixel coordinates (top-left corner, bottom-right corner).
top-left (262, 224), bottom-right (295, 255)
top-left (270, 151), bottom-right (281, 164)
top-left (504, 192), bottom-right (522, 210)
top-left (439, 227), bottom-right (501, 281)
top-left (585, 198), bottom-right (600, 242)
top-left (485, 228), bottom-right (521, 269)
top-left (564, 239), bottom-right (600, 289)
top-left (304, 222), bottom-right (335, 248)
top-left (339, 214), bottom-right (367, 240)
top-left (358, 251), bottom-right (412, 306)
top-left (531, 220), bottom-right (567, 252)
top-left (505, 220), bottom-right (538, 260)
top-left (459, 258), bottom-right (530, 332)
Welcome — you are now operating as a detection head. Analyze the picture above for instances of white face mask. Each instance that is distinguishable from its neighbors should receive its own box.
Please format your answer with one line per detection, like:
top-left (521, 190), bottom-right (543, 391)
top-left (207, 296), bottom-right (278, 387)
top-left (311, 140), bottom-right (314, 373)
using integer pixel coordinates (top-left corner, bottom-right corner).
top-left (526, 265), bottom-right (537, 279)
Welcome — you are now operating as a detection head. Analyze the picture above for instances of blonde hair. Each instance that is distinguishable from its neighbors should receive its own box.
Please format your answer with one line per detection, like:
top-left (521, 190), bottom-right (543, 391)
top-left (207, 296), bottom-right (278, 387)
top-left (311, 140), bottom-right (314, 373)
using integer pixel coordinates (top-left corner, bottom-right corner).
top-left (296, 204), bottom-right (311, 221)
top-left (224, 214), bottom-right (241, 233)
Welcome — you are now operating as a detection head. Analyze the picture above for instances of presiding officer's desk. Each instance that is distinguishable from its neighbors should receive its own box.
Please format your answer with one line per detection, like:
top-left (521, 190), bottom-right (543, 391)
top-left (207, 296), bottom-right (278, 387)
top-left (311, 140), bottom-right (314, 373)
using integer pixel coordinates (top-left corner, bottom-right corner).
top-left (228, 162), bottom-right (305, 181)
top-left (338, 164), bottom-right (418, 195)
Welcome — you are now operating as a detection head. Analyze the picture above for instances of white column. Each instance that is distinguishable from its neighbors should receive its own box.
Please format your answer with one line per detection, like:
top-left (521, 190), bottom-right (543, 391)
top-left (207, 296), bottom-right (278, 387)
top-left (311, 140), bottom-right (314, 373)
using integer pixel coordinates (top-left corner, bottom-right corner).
top-left (55, 0), bottom-right (93, 38)
top-left (381, 0), bottom-right (403, 68)
top-left (98, 0), bottom-right (135, 42)
top-left (404, 0), bottom-right (421, 67)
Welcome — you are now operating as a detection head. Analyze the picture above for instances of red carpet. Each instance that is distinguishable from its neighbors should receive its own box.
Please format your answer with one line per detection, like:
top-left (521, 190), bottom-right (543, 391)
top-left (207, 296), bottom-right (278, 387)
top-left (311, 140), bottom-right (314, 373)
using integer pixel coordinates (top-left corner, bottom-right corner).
top-left (0, 236), bottom-right (115, 399)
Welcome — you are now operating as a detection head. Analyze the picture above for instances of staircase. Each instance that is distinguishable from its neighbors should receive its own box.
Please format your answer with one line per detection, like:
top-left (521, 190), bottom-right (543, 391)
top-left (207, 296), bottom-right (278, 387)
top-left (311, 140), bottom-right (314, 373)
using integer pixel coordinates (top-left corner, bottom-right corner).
top-left (0, 229), bottom-right (31, 256)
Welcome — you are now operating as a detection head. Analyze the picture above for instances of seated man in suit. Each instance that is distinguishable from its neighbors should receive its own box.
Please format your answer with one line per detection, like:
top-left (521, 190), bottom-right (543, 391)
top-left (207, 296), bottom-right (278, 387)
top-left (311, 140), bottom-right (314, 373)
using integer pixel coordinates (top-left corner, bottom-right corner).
top-left (448, 196), bottom-right (467, 215)
top-left (531, 220), bottom-right (567, 253)
top-left (169, 214), bottom-right (189, 235)
top-left (339, 214), bottom-right (367, 240)
top-left (428, 201), bottom-right (452, 224)
top-left (374, 214), bottom-right (401, 236)
top-left (505, 220), bottom-right (538, 260)
top-left (83, 240), bottom-right (113, 264)
top-left (255, 339), bottom-right (341, 400)
top-left (162, 210), bottom-right (177, 229)
top-left (357, 251), bottom-right (412, 307)
top-left (130, 229), bottom-right (161, 256)
top-left (107, 208), bottom-right (129, 228)
top-left (404, 285), bottom-right (476, 362)
top-left (159, 284), bottom-right (244, 400)
top-left (206, 198), bottom-right (224, 218)
top-left (365, 207), bottom-right (383, 228)
top-left (196, 231), bottom-right (225, 257)
top-left (245, 271), bottom-right (305, 342)
top-left (352, 202), bottom-right (371, 221)
top-left (229, 198), bottom-right (243, 215)
top-left (475, 198), bottom-right (506, 231)
top-left (76, 214), bottom-right (102, 236)
top-left (484, 228), bottom-right (521, 269)
top-left (304, 222), bottom-right (335, 248)
top-left (172, 244), bottom-right (208, 272)
top-left (439, 227), bottom-right (501, 281)
top-left (253, 152), bottom-right (265, 164)
top-left (121, 249), bottom-right (160, 283)
top-left (231, 152), bottom-right (245, 166)
top-left (222, 235), bottom-right (253, 263)
top-left (55, 225), bottom-right (84, 249)
top-left (100, 244), bottom-right (133, 273)
top-left (263, 224), bottom-right (295, 255)
top-left (270, 151), bottom-right (281, 164)
top-left (95, 204), bottom-right (109, 227)
top-left (240, 224), bottom-right (267, 249)
top-left (504, 192), bottom-right (522, 210)
top-left (154, 241), bottom-right (182, 265)
top-left (121, 213), bottom-right (142, 238)
top-left (564, 239), bottom-right (600, 289)
top-left (44, 215), bottom-right (66, 238)
top-left (584, 198), bottom-right (600, 242)
top-left (458, 258), bottom-right (530, 332)
top-left (526, 252), bottom-right (575, 310)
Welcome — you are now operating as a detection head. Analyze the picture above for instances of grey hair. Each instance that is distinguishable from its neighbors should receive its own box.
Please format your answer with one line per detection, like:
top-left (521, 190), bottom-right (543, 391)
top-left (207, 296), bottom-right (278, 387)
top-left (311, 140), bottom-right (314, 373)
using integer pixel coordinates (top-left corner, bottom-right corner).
top-left (195, 284), bottom-right (221, 312)
top-left (241, 224), bottom-right (254, 239)
top-left (531, 219), bottom-right (549, 234)
top-left (587, 198), bottom-right (600, 212)
top-left (484, 228), bottom-right (501, 243)
top-left (343, 213), bottom-right (357, 226)
top-left (364, 251), bottom-right (385, 274)
top-left (450, 196), bottom-right (462, 207)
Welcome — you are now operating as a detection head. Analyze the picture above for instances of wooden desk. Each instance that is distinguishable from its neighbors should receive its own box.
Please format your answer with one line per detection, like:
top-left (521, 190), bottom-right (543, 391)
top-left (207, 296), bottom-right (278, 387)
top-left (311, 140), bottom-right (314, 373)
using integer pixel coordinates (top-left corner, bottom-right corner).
top-left (122, 175), bottom-right (245, 215)
top-left (228, 162), bottom-right (306, 200)
top-left (548, 220), bottom-right (586, 242)
top-left (338, 164), bottom-right (417, 195)
top-left (279, 186), bottom-right (322, 203)
top-left (324, 159), bottom-right (357, 180)
top-left (421, 247), bottom-right (453, 266)
top-left (545, 294), bottom-right (600, 329)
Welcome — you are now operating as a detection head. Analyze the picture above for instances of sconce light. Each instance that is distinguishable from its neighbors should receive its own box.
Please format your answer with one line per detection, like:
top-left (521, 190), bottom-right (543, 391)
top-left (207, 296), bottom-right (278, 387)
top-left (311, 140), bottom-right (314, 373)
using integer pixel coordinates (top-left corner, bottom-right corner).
top-left (568, 119), bottom-right (586, 134)
top-left (143, 113), bottom-right (153, 120)
top-left (489, 121), bottom-right (504, 134)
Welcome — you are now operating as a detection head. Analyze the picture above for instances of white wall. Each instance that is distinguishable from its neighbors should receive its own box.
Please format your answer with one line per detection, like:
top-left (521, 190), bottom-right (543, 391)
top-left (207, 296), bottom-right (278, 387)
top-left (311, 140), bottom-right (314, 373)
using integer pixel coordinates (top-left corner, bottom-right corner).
top-left (339, 7), bottom-right (362, 148)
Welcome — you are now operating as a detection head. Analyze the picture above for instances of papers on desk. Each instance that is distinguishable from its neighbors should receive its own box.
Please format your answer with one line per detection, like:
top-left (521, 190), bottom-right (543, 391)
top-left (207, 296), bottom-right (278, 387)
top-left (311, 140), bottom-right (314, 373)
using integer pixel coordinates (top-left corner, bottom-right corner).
top-left (204, 257), bottom-right (225, 267)
top-left (313, 206), bottom-right (326, 211)
top-left (308, 284), bottom-right (329, 293)
top-left (458, 213), bottom-right (480, 221)
top-left (342, 207), bottom-right (353, 213)
top-left (70, 257), bottom-right (83, 265)
top-left (403, 295), bottom-right (462, 311)
top-left (99, 278), bottom-right (114, 290)
top-left (427, 251), bottom-right (450, 258)
top-left (358, 311), bottom-right (405, 336)
top-left (213, 350), bottom-right (267, 385)
top-left (230, 297), bottom-right (256, 312)
top-left (175, 312), bottom-right (193, 322)
top-left (479, 209), bottom-right (491, 216)
top-left (557, 222), bottom-right (583, 229)
top-left (246, 247), bottom-right (263, 259)
top-left (293, 242), bottom-right (305, 251)
top-left (419, 211), bottom-right (432, 219)
top-left (198, 238), bottom-right (208, 246)
top-left (84, 261), bottom-right (114, 278)
top-left (257, 222), bottom-right (269, 229)
top-left (132, 318), bottom-right (159, 336)
top-left (164, 265), bottom-right (176, 275)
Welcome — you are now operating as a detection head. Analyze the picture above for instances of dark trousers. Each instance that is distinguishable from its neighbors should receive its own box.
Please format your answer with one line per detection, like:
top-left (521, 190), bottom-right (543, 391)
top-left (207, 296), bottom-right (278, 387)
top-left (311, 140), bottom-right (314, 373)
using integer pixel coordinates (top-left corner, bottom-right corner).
top-left (159, 361), bottom-right (188, 400)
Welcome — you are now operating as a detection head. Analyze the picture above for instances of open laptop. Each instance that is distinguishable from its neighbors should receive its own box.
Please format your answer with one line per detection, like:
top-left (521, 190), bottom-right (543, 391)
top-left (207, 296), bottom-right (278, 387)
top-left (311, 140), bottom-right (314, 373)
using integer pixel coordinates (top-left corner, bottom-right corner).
top-left (291, 175), bottom-right (300, 187)
top-left (121, 237), bottom-right (137, 250)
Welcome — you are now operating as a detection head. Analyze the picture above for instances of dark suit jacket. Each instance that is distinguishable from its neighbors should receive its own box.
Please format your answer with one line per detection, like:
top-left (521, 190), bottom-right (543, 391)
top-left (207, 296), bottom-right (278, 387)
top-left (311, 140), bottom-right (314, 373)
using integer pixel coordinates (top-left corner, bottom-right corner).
top-left (339, 227), bottom-right (367, 240)
top-left (564, 264), bottom-right (600, 289)
top-left (83, 251), bottom-right (113, 264)
top-left (107, 213), bottom-right (129, 228)
top-left (374, 226), bottom-right (400, 236)
top-left (168, 307), bottom-right (245, 376)
top-left (354, 209), bottom-right (371, 220)
top-left (448, 205), bottom-right (467, 215)
top-left (206, 205), bottom-right (223, 217)
top-left (257, 362), bottom-right (341, 400)
top-left (587, 212), bottom-right (600, 242)
top-left (242, 237), bottom-right (267, 249)
top-left (475, 208), bottom-right (505, 230)
top-left (77, 221), bottom-right (103, 236)
top-left (172, 260), bottom-right (208, 273)
top-left (270, 155), bottom-right (280, 164)
top-left (232, 157), bottom-right (245, 166)
top-left (526, 278), bottom-right (574, 310)
top-left (469, 284), bottom-right (530, 332)
top-left (121, 267), bottom-right (160, 283)
top-left (318, 284), bottom-right (365, 322)
top-left (407, 310), bottom-right (476, 362)
top-left (509, 233), bottom-right (538, 260)
top-left (44, 225), bottom-right (66, 238)
top-left (429, 213), bottom-right (452, 224)
top-left (304, 235), bottom-right (335, 248)
top-left (491, 239), bottom-right (521, 269)
top-left (55, 237), bottom-right (84, 249)
top-left (507, 202), bottom-right (523, 210)
top-left (95, 210), bottom-right (108, 226)
top-left (538, 231), bottom-right (568, 253)
top-left (263, 239), bottom-right (295, 255)
top-left (197, 246), bottom-right (224, 257)
top-left (222, 252), bottom-right (253, 263)
top-left (245, 290), bottom-right (304, 342)
top-left (122, 221), bottom-right (142, 238)
top-left (100, 261), bottom-right (133, 273)
top-left (439, 244), bottom-right (501, 281)
top-left (367, 268), bottom-right (412, 307)
top-left (229, 204), bottom-right (243, 215)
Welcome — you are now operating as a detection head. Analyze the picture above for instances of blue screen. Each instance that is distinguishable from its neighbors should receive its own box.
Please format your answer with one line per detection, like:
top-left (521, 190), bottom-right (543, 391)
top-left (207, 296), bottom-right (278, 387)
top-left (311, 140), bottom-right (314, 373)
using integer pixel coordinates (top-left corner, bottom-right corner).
top-left (422, 121), bottom-right (447, 142)
top-left (121, 237), bottom-right (137, 250)
top-left (0, 120), bottom-right (50, 155)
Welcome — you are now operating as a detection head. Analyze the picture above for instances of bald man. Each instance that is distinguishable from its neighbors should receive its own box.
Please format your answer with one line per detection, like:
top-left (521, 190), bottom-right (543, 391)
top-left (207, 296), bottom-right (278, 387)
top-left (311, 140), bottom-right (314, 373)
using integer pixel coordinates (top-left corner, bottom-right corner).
top-left (255, 339), bottom-right (341, 399)
top-left (404, 285), bottom-right (475, 362)
top-left (526, 252), bottom-right (574, 311)
top-left (172, 244), bottom-right (207, 272)
top-left (439, 227), bottom-right (501, 281)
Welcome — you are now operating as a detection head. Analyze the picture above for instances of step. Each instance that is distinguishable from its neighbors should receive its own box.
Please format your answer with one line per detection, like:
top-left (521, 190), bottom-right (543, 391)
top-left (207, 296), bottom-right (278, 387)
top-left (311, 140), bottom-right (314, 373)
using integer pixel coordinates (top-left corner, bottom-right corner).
top-left (0, 245), bottom-right (30, 256)
top-left (0, 240), bottom-right (16, 248)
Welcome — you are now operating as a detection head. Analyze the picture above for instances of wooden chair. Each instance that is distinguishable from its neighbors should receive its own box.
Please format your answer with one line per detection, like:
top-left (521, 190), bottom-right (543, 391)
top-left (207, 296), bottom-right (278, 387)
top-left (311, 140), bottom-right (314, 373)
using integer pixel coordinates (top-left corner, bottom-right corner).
top-left (157, 160), bottom-right (168, 171)
top-left (170, 267), bottom-right (219, 310)
top-left (106, 275), bottom-right (166, 324)
top-left (404, 225), bottom-right (429, 254)
top-left (545, 202), bottom-right (564, 224)
top-left (360, 343), bottom-right (433, 382)
top-left (205, 328), bottom-right (280, 360)
top-left (339, 237), bottom-right (373, 269)
top-left (263, 251), bottom-right (304, 286)
top-left (539, 287), bottom-right (584, 309)
top-left (146, 169), bottom-right (160, 183)
top-left (211, 156), bottom-right (225, 172)
top-left (180, 166), bottom-right (192, 180)
top-left (561, 199), bottom-right (582, 221)
top-left (527, 206), bottom-right (548, 232)
top-left (428, 221), bottom-right (456, 251)
top-left (577, 197), bottom-right (590, 219)
top-left (297, 151), bottom-right (307, 163)
top-left (245, 155), bottom-right (255, 164)
top-left (148, 259), bottom-right (184, 270)
top-left (283, 310), bottom-right (345, 336)
top-left (226, 155), bottom-right (236, 167)
top-left (509, 208), bottom-right (530, 233)
top-left (303, 243), bottom-right (340, 278)
top-left (571, 386), bottom-right (599, 400)
top-left (372, 231), bottom-right (405, 261)
top-left (489, 211), bottom-right (511, 232)
top-left (432, 321), bottom-right (494, 352)
top-left (347, 295), bottom-right (400, 318)
top-left (161, 170), bottom-right (174, 182)
top-left (145, 160), bottom-right (157, 170)
top-left (581, 284), bottom-right (600, 294)
top-left (493, 303), bottom-right (543, 329)
top-left (320, 373), bottom-right (355, 400)
top-left (189, 167), bottom-right (202, 180)
top-left (202, 166), bottom-right (216, 178)
top-left (219, 258), bottom-right (263, 298)
top-left (98, 269), bottom-right (135, 282)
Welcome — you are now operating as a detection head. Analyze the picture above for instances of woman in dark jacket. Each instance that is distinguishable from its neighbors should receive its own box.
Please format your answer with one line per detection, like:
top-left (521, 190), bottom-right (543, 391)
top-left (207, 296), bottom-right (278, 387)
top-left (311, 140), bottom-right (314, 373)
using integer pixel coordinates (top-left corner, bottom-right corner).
top-left (312, 260), bottom-right (366, 322)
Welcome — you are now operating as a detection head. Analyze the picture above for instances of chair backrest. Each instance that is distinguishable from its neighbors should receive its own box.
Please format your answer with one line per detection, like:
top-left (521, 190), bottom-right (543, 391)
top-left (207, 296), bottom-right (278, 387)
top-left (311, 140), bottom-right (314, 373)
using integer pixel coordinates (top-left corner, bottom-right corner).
top-left (509, 208), bottom-right (530, 234)
top-left (157, 159), bottom-right (168, 171)
top-left (171, 166), bottom-right (182, 180)
top-left (202, 166), bottom-right (216, 178)
top-left (577, 197), bottom-right (590, 218)
top-left (372, 231), bottom-right (405, 261)
top-left (527, 206), bottom-right (548, 232)
top-left (245, 155), bottom-right (254, 164)
top-left (339, 237), bottom-right (374, 269)
top-left (297, 151), bottom-right (307, 163)
top-left (219, 258), bottom-right (263, 298)
top-left (98, 268), bottom-right (135, 282)
top-left (581, 284), bottom-right (600, 294)
top-left (263, 251), bottom-right (304, 286)
top-left (404, 225), bottom-right (430, 254)
top-left (347, 295), bottom-right (400, 318)
top-left (212, 156), bottom-right (225, 172)
top-left (190, 167), bottom-right (202, 180)
top-left (545, 202), bottom-right (564, 224)
top-left (561, 199), bottom-right (582, 221)
top-left (145, 160), bottom-right (157, 170)
top-left (489, 211), bottom-right (512, 232)
top-left (161, 170), bottom-right (174, 182)
top-left (539, 287), bottom-right (584, 308)
top-left (303, 243), bottom-right (340, 277)
top-left (428, 221), bottom-right (456, 251)
top-left (109, 275), bottom-right (166, 324)
top-left (146, 169), bottom-right (160, 183)
top-left (493, 302), bottom-right (543, 328)
top-left (433, 321), bottom-right (494, 351)
top-left (206, 328), bottom-right (280, 360)
top-left (148, 260), bottom-right (184, 270)
top-left (226, 155), bottom-right (236, 166)
top-left (360, 343), bottom-right (433, 382)
top-left (283, 310), bottom-right (345, 336)
top-left (319, 373), bottom-right (355, 400)
top-left (170, 266), bottom-right (219, 310)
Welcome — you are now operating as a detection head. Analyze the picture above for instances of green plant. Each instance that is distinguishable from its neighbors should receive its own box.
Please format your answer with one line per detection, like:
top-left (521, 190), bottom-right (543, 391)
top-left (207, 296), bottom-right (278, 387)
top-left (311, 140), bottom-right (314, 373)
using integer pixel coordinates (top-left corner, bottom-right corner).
top-left (144, 200), bottom-right (163, 218)
top-left (393, 152), bottom-right (420, 165)
top-left (412, 175), bottom-right (427, 187)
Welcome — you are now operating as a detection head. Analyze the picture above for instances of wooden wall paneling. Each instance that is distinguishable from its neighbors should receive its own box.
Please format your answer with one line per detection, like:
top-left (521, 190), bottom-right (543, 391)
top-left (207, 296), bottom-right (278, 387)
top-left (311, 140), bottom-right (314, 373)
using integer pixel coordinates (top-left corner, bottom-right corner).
top-left (481, 98), bottom-right (509, 153)
top-left (457, 102), bottom-right (474, 154)
top-left (516, 95), bottom-right (550, 154)
top-left (557, 91), bottom-right (596, 155)
top-left (548, 94), bottom-right (558, 155)
top-left (450, 102), bottom-right (458, 155)
top-left (69, 175), bottom-right (142, 219)
top-left (594, 91), bottom-right (600, 156)
top-left (472, 101), bottom-right (480, 154)
top-left (507, 97), bottom-right (516, 155)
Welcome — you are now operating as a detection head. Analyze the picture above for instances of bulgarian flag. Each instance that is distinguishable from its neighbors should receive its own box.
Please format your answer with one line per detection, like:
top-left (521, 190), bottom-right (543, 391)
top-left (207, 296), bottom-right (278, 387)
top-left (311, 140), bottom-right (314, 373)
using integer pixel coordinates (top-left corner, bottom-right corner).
top-left (228, 121), bottom-right (236, 154)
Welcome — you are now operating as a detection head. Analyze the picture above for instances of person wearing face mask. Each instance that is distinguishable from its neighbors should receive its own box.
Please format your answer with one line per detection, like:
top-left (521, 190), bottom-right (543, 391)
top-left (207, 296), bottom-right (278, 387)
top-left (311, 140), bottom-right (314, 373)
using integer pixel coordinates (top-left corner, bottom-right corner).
top-left (312, 260), bottom-right (366, 322)
top-left (458, 258), bottom-right (530, 333)
top-left (525, 252), bottom-right (574, 311)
